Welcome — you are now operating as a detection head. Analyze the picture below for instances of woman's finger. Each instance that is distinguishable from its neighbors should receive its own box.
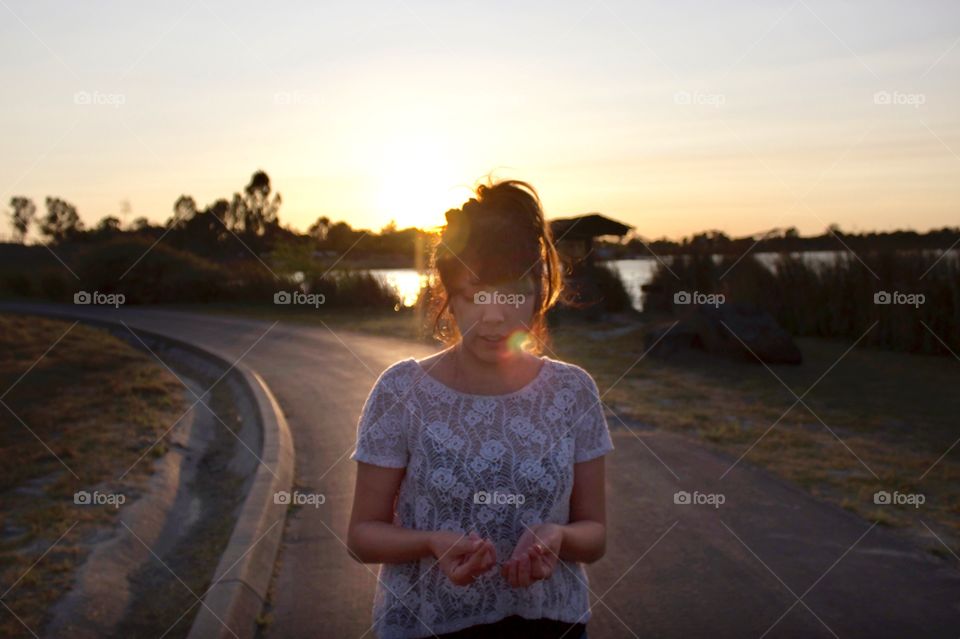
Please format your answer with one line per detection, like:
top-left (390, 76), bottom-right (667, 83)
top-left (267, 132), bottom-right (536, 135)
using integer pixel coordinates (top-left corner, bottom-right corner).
top-left (482, 545), bottom-right (496, 570)
top-left (507, 558), bottom-right (519, 587)
top-left (517, 553), bottom-right (531, 587)
top-left (530, 550), bottom-right (546, 580)
top-left (463, 546), bottom-right (487, 573)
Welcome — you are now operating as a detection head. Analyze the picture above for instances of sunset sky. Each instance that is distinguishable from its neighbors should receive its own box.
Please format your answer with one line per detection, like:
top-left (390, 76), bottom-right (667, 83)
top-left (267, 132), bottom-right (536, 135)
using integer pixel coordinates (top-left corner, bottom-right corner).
top-left (2, 0), bottom-right (958, 241)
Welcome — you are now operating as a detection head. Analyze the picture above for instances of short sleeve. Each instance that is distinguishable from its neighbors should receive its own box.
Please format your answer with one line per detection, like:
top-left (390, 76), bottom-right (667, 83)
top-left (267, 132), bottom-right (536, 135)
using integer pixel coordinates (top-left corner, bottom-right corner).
top-left (349, 363), bottom-right (411, 468)
top-left (569, 367), bottom-right (615, 463)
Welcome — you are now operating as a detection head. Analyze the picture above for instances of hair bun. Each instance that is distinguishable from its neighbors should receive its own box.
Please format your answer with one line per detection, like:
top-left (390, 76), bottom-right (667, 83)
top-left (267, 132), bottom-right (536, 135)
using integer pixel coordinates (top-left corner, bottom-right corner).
top-left (461, 197), bottom-right (481, 214)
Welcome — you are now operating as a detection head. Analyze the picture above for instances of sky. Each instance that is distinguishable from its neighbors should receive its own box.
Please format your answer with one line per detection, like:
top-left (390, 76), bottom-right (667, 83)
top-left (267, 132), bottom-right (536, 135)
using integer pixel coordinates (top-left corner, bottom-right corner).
top-left (1, 0), bottom-right (958, 241)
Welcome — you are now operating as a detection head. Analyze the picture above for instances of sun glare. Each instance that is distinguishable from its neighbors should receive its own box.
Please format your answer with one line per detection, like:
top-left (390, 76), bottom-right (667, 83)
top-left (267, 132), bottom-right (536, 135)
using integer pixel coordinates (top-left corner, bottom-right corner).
top-left (373, 134), bottom-right (470, 231)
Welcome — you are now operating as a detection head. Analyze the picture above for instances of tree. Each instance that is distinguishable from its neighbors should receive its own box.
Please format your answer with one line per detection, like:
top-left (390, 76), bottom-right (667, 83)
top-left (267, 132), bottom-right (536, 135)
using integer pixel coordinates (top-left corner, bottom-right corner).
top-left (224, 170), bottom-right (281, 237)
top-left (308, 216), bottom-right (331, 242)
top-left (326, 221), bottom-right (362, 252)
top-left (96, 216), bottom-right (122, 233)
top-left (8, 196), bottom-right (36, 242)
top-left (85, 216), bottom-right (122, 242)
top-left (170, 195), bottom-right (198, 230)
top-left (40, 197), bottom-right (83, 243)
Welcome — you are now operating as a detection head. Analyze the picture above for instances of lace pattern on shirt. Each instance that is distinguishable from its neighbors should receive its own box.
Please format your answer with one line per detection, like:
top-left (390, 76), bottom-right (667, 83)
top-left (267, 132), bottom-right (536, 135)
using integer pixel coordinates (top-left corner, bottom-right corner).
top-left (350, 357), bottom-right (615, 639)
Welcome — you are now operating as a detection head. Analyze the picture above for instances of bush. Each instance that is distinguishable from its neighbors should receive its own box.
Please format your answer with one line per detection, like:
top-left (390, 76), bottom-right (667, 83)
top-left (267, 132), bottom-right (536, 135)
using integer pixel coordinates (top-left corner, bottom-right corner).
top-left (588, 263), bottom-right (633, 313)
top-left (302, 268), bottom-right (401, 309)
top-left (220, 259), bottom-right (282, 303)
top-left (1, 272), bottom-right (32, 298)
top-left (644, 249), bottom-right (960, 356)
top-left (74, 237), bottom-right (229, 304)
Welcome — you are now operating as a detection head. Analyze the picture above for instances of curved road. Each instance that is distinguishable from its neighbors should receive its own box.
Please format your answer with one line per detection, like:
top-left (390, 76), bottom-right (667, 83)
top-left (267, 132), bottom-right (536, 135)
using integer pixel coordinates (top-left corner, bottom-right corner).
top-left (3, 302), bottom-right (959, 639)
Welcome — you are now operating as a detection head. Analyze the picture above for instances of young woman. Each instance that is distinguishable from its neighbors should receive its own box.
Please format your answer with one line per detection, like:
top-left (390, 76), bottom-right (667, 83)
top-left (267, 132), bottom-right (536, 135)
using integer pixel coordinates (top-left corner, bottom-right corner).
top-left (347, 179), bottom-right (614, 639)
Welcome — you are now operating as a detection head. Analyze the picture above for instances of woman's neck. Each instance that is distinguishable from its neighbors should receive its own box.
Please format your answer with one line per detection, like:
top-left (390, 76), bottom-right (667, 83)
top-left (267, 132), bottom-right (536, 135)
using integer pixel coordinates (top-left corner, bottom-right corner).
top-left (447, 343), bottom-right (540, 395)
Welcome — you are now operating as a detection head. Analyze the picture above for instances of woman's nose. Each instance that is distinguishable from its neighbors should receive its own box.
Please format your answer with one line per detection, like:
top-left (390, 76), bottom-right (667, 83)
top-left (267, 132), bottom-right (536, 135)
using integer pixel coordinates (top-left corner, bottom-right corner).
top-left (481, 300), bottom-right (505, 322)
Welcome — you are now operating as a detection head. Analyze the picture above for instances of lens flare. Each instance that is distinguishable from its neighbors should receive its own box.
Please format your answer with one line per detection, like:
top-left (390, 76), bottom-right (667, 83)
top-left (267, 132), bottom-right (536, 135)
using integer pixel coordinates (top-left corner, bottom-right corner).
top-left (506, 329), bottom-right (531, 353)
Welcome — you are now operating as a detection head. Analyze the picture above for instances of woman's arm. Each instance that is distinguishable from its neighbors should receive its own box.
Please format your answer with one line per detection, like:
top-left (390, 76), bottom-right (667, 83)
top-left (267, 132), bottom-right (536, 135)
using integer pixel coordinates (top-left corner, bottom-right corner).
top-left (558, 455), bottom-right (607, 563)
top-left (347, 461), bottom-right (498, 585)
top-left (347, 462), bottom-right (433, 563)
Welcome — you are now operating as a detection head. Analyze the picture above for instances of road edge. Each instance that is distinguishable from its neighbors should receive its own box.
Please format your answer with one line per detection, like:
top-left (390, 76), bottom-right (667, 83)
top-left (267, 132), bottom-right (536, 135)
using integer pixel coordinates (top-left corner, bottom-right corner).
top-left (185, 366), bottom-right (293, 639)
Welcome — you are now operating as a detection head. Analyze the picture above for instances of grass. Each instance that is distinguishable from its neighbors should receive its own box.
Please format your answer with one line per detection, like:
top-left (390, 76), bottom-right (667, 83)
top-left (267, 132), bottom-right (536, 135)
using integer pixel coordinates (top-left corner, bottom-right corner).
top-left (0, 313), bottom-right (188, 638)
top-left (110, 370), bottom-right (247, 639)
top-left (546, 318), bottom-right (960, 556)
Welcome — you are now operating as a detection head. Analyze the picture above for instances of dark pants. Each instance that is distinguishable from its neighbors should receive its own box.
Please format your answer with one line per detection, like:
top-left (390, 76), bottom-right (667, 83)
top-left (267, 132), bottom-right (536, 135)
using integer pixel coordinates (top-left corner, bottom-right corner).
top-left (435, 615), bottom-right (587, 638)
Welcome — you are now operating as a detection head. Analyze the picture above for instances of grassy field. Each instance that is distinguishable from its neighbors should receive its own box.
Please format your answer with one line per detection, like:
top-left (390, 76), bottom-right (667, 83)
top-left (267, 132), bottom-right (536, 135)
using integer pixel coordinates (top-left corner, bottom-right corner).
top-left (0, 314), bottom-right (187, 637)
top-left (547, 319), bottom-right (960, 556)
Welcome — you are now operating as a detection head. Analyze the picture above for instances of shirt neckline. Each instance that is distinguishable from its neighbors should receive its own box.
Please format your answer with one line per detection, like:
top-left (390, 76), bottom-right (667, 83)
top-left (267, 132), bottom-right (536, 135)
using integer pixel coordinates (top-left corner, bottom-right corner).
top-left (408, 355), bottom-right (551, 399)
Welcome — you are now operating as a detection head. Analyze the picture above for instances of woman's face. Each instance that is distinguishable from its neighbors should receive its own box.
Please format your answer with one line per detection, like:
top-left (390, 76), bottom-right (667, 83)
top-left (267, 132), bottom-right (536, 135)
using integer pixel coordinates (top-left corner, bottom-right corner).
top-left (447, 268), bottom-right (537, 363)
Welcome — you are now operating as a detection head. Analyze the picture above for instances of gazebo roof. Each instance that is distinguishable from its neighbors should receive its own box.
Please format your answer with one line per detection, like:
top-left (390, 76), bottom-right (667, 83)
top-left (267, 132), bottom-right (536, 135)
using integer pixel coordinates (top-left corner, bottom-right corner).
top-left (549, 213), bottom-right (632, 241)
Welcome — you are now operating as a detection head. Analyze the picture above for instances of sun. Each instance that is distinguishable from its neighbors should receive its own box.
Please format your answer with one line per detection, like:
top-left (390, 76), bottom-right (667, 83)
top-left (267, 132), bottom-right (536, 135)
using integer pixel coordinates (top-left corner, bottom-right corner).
top-left (373, 134), bottom-right (469, 231)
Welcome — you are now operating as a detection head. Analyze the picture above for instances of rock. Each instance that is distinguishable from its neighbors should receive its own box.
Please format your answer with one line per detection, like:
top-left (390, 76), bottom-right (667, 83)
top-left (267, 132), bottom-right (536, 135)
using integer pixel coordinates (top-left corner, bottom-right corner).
top-left (646, 302), bottom-right (802, 364)
top-left (644, 319), bottom-right (700, 356)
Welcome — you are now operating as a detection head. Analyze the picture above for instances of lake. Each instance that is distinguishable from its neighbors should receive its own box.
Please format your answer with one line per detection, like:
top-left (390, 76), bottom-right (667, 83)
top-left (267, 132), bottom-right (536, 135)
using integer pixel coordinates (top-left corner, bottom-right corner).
top-left (367, 250), bottom-right (958, 312)
top-left (367, 260), bottom-right (663, 311)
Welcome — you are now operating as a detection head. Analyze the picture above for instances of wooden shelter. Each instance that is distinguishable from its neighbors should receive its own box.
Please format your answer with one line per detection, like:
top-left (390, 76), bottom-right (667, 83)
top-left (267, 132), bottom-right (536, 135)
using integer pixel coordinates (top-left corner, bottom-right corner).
top-left (549, 213), bottom-right (632, 265)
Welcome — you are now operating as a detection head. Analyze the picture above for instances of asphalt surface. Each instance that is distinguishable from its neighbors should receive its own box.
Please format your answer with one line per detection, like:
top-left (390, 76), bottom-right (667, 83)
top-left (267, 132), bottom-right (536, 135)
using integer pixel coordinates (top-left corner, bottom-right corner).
top-left (3, 302), bottom-right (958, 639)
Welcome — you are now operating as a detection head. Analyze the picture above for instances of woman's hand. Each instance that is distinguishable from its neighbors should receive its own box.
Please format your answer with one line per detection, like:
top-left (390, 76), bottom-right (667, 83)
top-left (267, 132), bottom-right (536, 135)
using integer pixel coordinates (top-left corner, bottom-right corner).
top-left (502, 523), bottom-right (563, 588)
top-left (429, 531), bottom-right (497, 587)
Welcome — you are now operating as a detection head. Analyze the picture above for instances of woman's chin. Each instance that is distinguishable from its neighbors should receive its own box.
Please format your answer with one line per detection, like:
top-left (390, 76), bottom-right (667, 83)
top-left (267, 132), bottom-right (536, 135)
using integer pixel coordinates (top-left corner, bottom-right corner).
top-left (468, 339), bottom-right (509, 363)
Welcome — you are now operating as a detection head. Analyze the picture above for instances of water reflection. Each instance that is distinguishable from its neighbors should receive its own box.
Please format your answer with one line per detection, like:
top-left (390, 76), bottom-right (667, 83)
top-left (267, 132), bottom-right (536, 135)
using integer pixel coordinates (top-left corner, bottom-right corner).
top-left (367, 269), bottom-right (431, 308)
top-left (356, 250), bottom-right (959, 313)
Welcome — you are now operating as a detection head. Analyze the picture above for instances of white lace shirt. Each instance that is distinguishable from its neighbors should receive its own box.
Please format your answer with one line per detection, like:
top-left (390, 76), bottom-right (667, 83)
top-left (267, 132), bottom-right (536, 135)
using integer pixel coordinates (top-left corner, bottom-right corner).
top-left (350, 356), bottom-right (615, 639)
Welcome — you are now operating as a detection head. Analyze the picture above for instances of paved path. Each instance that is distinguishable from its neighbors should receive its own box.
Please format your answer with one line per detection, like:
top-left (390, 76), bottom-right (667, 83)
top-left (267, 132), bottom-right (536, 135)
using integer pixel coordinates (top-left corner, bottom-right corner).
top-left (3, 302), bottom-right (958, 638)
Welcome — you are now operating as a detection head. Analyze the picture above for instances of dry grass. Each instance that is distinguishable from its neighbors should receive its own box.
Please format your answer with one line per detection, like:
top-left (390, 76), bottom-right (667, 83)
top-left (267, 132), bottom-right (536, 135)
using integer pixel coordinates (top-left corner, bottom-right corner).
top-left (547, 320), bottom-right (960, 556)
top-left (0, 313), bottom-right (187, 638)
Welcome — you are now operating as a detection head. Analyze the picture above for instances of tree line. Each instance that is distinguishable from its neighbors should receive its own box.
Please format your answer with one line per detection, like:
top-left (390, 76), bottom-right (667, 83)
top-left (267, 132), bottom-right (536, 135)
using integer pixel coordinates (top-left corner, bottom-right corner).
top-left (7, 172), bottom-right (958, 264)
top-left (4, 170), bottom-right (430, 264)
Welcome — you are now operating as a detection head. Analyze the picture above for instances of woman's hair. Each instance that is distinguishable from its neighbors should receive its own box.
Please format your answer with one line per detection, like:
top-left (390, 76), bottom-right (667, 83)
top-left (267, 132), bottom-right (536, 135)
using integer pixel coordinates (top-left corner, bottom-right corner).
top-left (424, 178), bottom-right (567, 353)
